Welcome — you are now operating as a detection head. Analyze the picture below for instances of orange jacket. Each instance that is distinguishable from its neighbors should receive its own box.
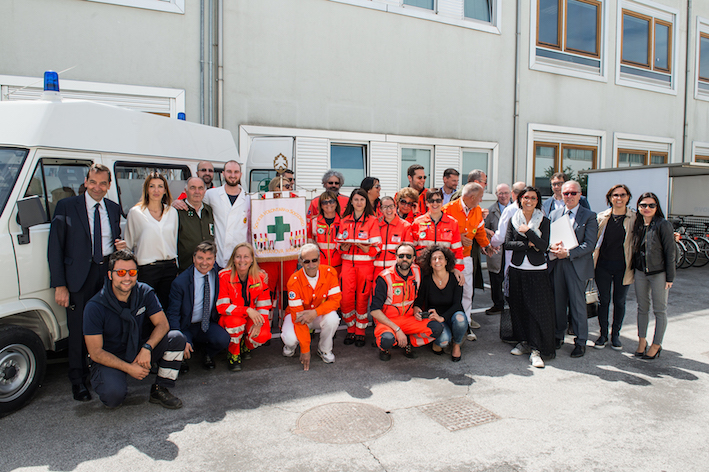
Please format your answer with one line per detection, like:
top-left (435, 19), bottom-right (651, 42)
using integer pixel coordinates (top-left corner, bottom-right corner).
top-left (285, 265), bottom-right (342, 353)
top-left (216, 270), bottom-right (272, 319)
top-left (307, 194), bottom-right (350, 218)
top-left (377, 265), bottom-right (420, 320)
top-left (309, 213), bottom-right (342, 271)
top-left (337, 213), bottom-right (382, 263)
top-left (375, 215), bottom-right (413, 269)
top-left (442, 198), bottom-right (490, 257)
top-left (395, 188), bottom-right (427, 222)
top-left (411, 213), bottom-right (464, 271)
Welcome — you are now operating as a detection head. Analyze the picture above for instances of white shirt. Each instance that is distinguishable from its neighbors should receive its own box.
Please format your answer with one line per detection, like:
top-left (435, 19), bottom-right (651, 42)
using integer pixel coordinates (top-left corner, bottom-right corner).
top-left (191, 267), bottom-right (216, 324)
top-left (124, 205), bottom-right (179, 266)
top-left (565, 205), bottom-right (578, 226)
top-left (490, 201), bottom-right (519, 278)
top-left (85, 193), bottom-right (113, 256)
top-left (442, 188), bottom-right (456, 205)
top-left (203, 185), bottom-right (250, 268)
top-left (305, 271), bottom-right (319, 289)
top-left (550, 196), bottom-right (565, 214)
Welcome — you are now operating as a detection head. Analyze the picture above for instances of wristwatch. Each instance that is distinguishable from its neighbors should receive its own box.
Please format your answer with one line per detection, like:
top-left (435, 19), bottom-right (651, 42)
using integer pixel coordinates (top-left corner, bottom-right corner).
top-left (394, 326), bottom-right (401, 333)
top-left (143, 343), bottom-right (153, 352)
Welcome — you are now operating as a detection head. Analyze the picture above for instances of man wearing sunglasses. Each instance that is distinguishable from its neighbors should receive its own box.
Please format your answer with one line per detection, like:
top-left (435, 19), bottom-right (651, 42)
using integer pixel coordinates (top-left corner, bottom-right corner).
top-left (371, 243), bottom-right (443, 361)
top-left (542, 172), bottom-right (590, 217)
top-left (84, 250), bottom-right (187, 409)
top-left (307, 170), bottom-right (349, 218)
top-left (549, 181), bottom-right (598, 358)
top-left (176, 161), bottom-right (216, 200)
top-left (281, 244), bottom-right (341, 370)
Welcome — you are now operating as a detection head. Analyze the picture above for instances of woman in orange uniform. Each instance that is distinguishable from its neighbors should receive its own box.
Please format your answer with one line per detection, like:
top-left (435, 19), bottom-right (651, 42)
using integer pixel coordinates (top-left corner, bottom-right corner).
top-left (375, 196), bottom-right (413, 272)
top-left (337, 188), bottom-right (382, 347)
top-left (309, 190), bottom-right (342, 276)
top-left (216, 243), bottom-right (272, 372)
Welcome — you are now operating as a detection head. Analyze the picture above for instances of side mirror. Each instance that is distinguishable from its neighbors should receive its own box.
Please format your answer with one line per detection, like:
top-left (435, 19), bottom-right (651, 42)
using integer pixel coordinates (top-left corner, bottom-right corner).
top-left (16, 196), bottom-right (48, 245)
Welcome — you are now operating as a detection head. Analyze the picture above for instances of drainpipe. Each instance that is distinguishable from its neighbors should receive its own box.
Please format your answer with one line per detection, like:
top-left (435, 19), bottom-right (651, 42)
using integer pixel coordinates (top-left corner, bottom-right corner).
top-left (511, 0), bottom-right (521, 180)
top-left (208, 0), bottom-right (215, 126)
top-left (200, 0), bottom-right (205, 124)
top-left (682, 0), bottom-right (692, 163)
top-left (217, 0), bottom-right (224, 128)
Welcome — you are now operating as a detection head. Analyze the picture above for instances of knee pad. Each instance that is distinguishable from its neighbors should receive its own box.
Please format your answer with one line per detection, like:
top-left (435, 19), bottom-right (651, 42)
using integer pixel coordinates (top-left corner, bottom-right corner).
top-left (380, 332), bottom-right (395, 350)
top-left (427, 320), bottom-right (443, 339)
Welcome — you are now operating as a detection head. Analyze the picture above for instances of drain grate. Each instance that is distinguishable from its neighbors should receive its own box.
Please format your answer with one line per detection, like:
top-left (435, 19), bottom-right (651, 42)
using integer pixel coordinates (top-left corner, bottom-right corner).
top-left (295, 402), bottom-right (393, 444)
top-left (418, 396), bottom-right (499, 432)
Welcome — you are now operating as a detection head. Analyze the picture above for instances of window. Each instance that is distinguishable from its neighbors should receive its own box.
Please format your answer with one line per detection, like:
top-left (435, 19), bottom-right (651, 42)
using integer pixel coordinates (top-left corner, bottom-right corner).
top-left (400, 148), bottom-right (432, 189)
top-left (617, 149), bottom-right (667, 167)
top-left (465, 0), bottom-right (491, 21)
top-left (23, 159), bottom-right (91, 221)
top-left (616, 1), bottom-right (677, 93)
top-left (85, 0), bottom-right (185, 14)
top-left (114, 163), bottom-right (190, 214)
top-left (695, 20), bottom-right (709, 100)
top-left (248, 170), bottom-right (279, 193)
top-left (404, 0), bottom-right (434, 9)
top-left (696, 155), bottom-right (709, 164)
top-left (331, 144), bottom-right (366, 188)
top-left (0, 148), bottom-right (29, 215)
top-left (700, 33), bottom-right (709, 83)
top-left (462, 150), bottom-right (493, 191)
top-left (533, 142), bottom-right (596, 195)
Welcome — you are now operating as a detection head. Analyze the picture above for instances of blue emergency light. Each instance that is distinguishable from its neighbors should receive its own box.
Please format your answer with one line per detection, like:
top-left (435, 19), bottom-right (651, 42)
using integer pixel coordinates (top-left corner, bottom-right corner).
top-left (44, 71), bottom-right (60, 92)
top-left (178, 112), bottom-right (186, 120)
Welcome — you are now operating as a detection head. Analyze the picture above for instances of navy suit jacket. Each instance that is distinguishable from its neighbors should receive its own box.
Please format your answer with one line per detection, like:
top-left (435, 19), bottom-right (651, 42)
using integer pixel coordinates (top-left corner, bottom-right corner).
top-left (48, 194), bottom-right (122, 292)
top-left (548, 204), bottom-right (598, 281)
top-left (167, 264), bottom-right (221, 332)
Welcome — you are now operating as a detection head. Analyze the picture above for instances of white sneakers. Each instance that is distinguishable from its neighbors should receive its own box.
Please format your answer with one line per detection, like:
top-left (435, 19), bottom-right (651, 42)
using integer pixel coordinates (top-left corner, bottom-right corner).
top-left (530, 350), bottom-right (545, 368)
top-left (466, 328), bottom-right (477, 341)
top-left (318, 350), bottom-right (335, 364)
top-left (282, 344), bottom-right (296, 357)
top-left (510, 342), bottom-right (531, 356)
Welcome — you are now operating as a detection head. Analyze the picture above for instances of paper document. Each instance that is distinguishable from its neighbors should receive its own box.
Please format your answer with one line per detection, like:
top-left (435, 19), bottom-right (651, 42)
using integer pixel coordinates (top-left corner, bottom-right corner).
top-left (550, 214), bottom-right (579, 250)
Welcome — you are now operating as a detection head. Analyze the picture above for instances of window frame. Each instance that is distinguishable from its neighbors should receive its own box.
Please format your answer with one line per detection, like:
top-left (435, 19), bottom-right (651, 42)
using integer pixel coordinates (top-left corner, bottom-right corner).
top-left (699, 32), bottom-right (709, 84)
top-left (113, 161), bottom-right (191, 214)
top-left (85, 0), bottom-right (185, 14)
top-left (620, 9), bottom-right (672, 74)
top-left (616, 148), bottom-right (668, 167)
top-left (532, 141), bottom-right (560, 193)
top-left (536, 0), bottom-right (602, 59)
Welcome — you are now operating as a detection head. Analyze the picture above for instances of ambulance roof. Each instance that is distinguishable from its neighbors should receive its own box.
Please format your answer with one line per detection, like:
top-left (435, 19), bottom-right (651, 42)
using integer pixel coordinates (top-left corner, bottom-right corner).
top-left (0, 98), bottom-right (238, 162)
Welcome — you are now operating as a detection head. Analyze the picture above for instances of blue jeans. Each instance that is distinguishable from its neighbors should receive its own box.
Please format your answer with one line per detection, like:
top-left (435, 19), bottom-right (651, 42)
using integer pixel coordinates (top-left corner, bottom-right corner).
top-left (595, 258), bottom-right (630, 338)
top-left (434, 311), bottom-right (467, 347)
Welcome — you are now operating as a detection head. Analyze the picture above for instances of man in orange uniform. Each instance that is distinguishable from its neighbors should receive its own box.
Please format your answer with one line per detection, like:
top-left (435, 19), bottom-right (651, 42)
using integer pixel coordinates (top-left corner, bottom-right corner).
top-left (411, 189), bottom-right (465, 273)
top-left (375, 196), bottom-right (413, 270)
top-left (281, 244), bottom-right (341, 370)
top-left (442, 183), bottom-right (495, 328)
top-left (371, 243), bottom-right (443, 360)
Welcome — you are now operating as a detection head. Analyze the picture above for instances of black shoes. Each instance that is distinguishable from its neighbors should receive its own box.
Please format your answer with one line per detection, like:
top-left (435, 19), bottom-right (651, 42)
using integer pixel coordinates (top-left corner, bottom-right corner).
top-left (72, 383), bottom-right (91, 402)
top-left (379, 349), bottom-right (391, 361)
top-left (202, 355), bottom-right (215, 370)
top-left (179, 360), bottom-right (189, 375)
top-left (485, 306), bottom-right (503, 316)
top-left (642, 346), bottom-right (662, 360)
top-left (228, 355), bottom-right (242, 371)
top-left (610, 335), bottom-right (623, 351)
top-left (594, 336), bottom-right (607, 350)
top-left (149, 384), bottom-right (183, 409)
top-left (570, 344), bottom-right (586, 358)
top-left (354, 335), bottom-right (366, 347)
top-left (404, 345), bottom-right (417, 359)
top-left (344, 333), bottom-right (356, 345)
top-left (554, 338), bottom-right (564, 350)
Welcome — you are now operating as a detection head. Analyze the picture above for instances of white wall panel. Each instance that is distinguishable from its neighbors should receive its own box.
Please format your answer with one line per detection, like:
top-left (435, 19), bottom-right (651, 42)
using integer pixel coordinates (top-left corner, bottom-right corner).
top-left (295, 137), bottom-right (330, 197)
top-left (434, 145), bottom-right (461, 187)
top-left (370, 141), bottom-right (400, 198)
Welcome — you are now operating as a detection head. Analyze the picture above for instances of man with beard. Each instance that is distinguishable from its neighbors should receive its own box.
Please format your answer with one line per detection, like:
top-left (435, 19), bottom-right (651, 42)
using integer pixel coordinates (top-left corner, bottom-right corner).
top-left (177, 161), bottom-right (216, 200)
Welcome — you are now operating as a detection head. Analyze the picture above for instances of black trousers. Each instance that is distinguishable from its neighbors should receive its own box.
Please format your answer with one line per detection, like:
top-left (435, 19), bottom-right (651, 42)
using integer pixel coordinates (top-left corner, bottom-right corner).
top-left (489, 269), bottom-right (505, 309)
top-left (138, 260), bottom-right (178, 311)
top-left (67, 258), bottom-right (108, 386)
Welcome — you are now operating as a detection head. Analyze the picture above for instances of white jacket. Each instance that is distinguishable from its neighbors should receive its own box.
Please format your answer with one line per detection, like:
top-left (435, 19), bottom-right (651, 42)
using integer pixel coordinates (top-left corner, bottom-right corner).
top-left (203, 185), bottom-right (250, 267)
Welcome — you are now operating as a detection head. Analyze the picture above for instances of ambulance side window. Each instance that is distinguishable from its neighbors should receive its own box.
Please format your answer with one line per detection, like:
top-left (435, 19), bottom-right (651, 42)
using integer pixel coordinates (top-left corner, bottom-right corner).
top-left (23, 160), bottom-right (90, 221)
top-left (114, 163), bottom-right (190, 215)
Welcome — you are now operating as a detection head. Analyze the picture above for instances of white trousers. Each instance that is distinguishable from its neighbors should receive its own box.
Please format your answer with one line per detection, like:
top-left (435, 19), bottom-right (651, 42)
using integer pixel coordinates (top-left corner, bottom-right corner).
top-left (462, 257), bottom-right (473, 323)
top-left (281, 311), bottom-right (340, 354)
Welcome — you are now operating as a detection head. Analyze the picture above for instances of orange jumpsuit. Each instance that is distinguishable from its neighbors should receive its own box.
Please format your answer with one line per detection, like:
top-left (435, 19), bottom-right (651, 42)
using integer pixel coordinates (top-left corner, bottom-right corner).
top-left (307, 194), bottom-right (350, 218)
top-left (309, 213), bottom-right (342, 276)
top-left (216, 270), bottom-right (272, 359)
top-left (411, 213), bottom-right (465, 271)
top-left (375, 215), bottom-right (413, 270)
top-left (284, 265), bottom-right (342, 353)
top-left (373, 265), bottom-right (438, 348)
top-left (441, 198), bottom-right (490, 257)
top-left (337, 213), bottom-right (382, 335)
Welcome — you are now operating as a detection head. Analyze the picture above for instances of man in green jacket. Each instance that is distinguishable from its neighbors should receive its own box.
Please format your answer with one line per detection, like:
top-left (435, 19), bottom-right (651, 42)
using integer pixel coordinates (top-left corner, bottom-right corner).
top-left (177, 177), bottom-right (215, 272)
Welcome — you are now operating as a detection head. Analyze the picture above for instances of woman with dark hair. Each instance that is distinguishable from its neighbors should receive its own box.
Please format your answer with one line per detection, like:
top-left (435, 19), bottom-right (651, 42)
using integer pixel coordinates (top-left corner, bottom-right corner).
top-left (592, 184), bottom-right (636, 351)
top-left (414, 245), bottom-right (466, 361)
top-left (125, 172), bottom-right (178, 309)
top-left (309, 190), bottom-right (342, 275)
top-left (337, 188), bottom-right (382, 347)
top-left (375, 196), bottom-right (413, 270)
top-left (632, 192), bottom-right (675, 360)
top-left (360, 177), bottom-right (381, 215)
top-left (503, 186), bottom-right (554, 368)
top-left (216, 243), bottom-right (272, 371)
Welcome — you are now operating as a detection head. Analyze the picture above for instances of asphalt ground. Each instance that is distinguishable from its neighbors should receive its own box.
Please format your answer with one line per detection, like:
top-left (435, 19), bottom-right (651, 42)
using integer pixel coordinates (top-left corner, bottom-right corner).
top-left (2, 265), bottom-right (709, 472)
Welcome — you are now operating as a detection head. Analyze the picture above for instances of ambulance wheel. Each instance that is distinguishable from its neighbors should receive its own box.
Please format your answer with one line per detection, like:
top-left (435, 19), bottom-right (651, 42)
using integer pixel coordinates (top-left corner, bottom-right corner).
top-left (0, 326), bottom-right (46, 416)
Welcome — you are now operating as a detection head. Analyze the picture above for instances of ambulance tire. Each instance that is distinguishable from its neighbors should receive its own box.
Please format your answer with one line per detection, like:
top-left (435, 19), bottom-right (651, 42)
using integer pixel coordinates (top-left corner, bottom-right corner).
top-left (0, 326), bottom-right (46, 416)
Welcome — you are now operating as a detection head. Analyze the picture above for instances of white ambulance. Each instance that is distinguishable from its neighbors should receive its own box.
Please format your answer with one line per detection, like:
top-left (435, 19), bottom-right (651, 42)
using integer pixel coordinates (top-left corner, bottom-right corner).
top-left (0, 72), bottom-right (238, 414)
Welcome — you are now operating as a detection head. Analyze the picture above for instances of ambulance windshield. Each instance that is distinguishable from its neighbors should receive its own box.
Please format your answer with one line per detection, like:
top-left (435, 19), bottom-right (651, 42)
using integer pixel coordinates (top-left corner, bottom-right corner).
top-left (0, 148), bottom-right (29, 215)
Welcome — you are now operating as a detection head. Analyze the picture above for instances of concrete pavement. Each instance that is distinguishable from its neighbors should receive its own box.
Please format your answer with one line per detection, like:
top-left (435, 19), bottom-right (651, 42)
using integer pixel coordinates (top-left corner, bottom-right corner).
top-left (2, 265), bottom-right (708, 472)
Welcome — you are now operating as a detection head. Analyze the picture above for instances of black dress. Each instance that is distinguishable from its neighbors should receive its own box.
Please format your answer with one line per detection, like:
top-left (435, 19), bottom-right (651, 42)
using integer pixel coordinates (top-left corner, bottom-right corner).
top-left (503, 216), bottom-right (556, 357)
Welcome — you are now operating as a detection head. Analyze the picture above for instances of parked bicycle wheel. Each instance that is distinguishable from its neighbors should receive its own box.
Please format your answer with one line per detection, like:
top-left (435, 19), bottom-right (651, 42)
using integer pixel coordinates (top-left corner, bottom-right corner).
top-left (675, 240), bottom-right (686, 269)
top-left (680, 237), bottom-right (699, 268)
top-left (693, 236), bottom-right (709, 268)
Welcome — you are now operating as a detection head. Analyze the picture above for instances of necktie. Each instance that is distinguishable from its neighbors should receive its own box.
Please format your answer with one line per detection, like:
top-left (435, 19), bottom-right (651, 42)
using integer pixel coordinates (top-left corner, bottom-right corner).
top-left (567, 209), bottom-right (572, 217)
top-left (93, 203), bottom-right (103, 264)
top-left (201, 274), bottom-right (211, 333)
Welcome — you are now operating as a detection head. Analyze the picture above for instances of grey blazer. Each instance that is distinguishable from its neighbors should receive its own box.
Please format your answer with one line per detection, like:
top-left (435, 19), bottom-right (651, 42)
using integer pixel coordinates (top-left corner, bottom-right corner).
top-left (548, 205), bottom-right (598, 281)
top-left (484, 201), bottom-right (504, 273)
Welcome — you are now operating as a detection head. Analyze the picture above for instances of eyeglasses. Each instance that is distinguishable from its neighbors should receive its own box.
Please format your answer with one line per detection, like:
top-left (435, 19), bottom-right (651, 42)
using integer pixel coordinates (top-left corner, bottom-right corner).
top-left (198, 168), bottom-right (214, 173)
top-left (302, 257), bottom-right (320, 264)
top-left (321, 200), bottom-right (336, 206)
top-left (374, 185), bottom-right (381, 189)
top-left (551, 182), bottom-right (564, 187)
top-left (381, 204), bottom-right (395, 210)
top-left (428, 198), bottom-right (443, 204)
top-left (639, 203), bottom-right (657, 209)
top-left (326, 181), bottom-right (341, 186)
top-left (611, 193), bottom-right (628, 198)
top-left (112, 269), bottom-right (138, 277)
top-left (399, 200), bottom-right (414, 207)
top-left (414, 175), bottom-right (427, 180)
top-left (396, 253), bottom-right (413, 260)
top-left (562, 191), bottom-right (579, 196)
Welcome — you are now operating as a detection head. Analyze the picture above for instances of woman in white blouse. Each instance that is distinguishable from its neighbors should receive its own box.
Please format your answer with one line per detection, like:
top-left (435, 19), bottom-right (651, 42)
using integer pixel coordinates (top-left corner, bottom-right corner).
top-left (125, 172), bottom-right (179, 309)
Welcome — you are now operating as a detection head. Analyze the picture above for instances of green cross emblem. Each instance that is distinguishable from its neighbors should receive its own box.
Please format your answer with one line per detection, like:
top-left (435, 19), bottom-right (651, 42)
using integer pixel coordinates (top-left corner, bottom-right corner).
top-left (267, 216), bottom-right (291, 241)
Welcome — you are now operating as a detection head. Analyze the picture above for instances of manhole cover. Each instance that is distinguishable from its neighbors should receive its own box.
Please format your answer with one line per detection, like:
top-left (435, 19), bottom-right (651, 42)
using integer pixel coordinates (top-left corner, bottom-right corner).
top-left (418, 397), bottom-right (498, 432)
top-left (295, 402), bottom-right (393, 444)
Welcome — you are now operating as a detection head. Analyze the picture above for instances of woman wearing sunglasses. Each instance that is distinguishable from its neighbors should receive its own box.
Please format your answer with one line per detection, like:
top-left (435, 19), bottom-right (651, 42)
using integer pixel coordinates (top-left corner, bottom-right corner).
top-left (309, 190), bottom-right (342, 276)
top-left (396, 187), bottom-right (419, 223)
top-left (337, 188), bottom-right (382, 347)
top-left (125, 172), bottom-right (178, 310)
top-left (632, 192), bottom-right (675, 360)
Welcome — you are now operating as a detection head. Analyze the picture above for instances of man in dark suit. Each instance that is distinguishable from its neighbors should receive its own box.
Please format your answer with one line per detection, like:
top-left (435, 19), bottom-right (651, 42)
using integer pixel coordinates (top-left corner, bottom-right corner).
top-left (48, 163), bottom-right (126, 401)
top-left (542, 172), bottom-right (591, 217)
top-left (549, 180), bottom-right (598, 358)
top-left (167, 241), bottom-right (229, 372)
